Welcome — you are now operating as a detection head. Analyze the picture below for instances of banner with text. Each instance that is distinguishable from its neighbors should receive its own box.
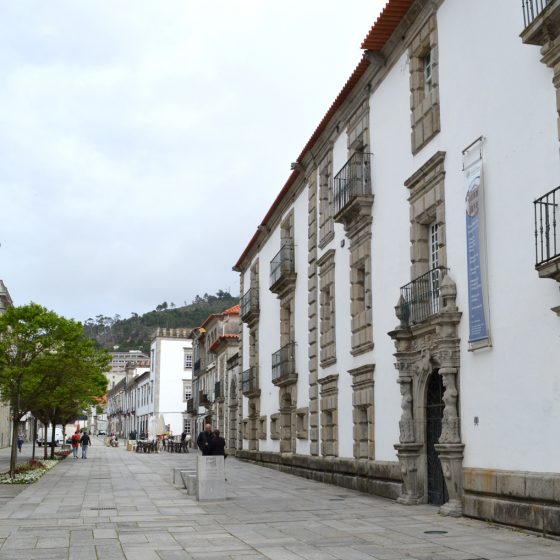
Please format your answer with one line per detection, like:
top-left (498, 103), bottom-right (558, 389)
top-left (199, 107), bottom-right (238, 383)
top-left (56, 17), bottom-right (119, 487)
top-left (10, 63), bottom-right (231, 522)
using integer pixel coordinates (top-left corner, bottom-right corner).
top-left (464, 155), bottom-right (490, 347)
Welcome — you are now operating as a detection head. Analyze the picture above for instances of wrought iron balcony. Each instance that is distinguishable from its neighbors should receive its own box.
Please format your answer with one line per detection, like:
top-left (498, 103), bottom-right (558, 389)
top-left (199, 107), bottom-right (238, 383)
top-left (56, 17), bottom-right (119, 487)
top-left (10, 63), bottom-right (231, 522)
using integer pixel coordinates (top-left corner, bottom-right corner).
top-left (242, 367), bottom-right (260, 397)
top-left (333, 152), bottom-right (373, 219)
top-left (272, 342), bottom-right (297, 386)
top-left (214, 381), bottom-right (223, 401)
top-left (240, 287), bottom-right (259, 323)
top-left (198, 391), bottom-right (210, 406)
top-left (399, 268), bottom-right (446, 326)
top-left (186, 398), bottom-right (194, 413)
top-left (521, 0), bottom-right (560, 45)
top-left (270, 242), bottom-right (296, 295)
top-left (534, 186), bottom-right (560, 281)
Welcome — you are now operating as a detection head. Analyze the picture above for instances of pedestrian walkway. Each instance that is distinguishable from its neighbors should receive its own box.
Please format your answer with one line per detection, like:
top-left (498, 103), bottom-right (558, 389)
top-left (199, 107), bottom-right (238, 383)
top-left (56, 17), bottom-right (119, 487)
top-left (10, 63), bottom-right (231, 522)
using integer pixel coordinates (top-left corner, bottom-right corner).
top-left (0, 436), bottom-right (557, 559)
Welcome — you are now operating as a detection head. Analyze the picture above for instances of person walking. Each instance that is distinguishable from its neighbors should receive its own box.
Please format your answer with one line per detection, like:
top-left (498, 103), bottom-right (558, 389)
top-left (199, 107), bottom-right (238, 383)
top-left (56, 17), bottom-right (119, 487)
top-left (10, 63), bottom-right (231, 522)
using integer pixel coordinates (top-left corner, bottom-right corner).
top-left (196, 423), bottom-right (214, 455)
top-left (80, 431), bottom-right (91, 459)
top-left (16, 433), bottom-right (24, 453)
top-left (71, 431), bottom-right (81, 459)
top-left (180, 430), bottom-right (187, 452)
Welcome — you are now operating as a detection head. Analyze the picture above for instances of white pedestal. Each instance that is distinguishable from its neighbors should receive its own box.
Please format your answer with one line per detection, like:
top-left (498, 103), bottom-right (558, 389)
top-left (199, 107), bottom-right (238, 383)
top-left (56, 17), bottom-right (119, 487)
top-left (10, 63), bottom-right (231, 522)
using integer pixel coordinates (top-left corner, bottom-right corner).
top-left (196, 455), bottom-right (226, 501)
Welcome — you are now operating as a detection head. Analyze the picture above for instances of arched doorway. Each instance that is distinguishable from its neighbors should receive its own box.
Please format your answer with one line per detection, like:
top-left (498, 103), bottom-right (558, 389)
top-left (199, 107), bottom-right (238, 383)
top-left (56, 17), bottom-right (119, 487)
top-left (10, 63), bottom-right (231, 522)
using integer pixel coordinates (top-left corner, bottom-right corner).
top-left (426, 371), bottom-right (448, 505)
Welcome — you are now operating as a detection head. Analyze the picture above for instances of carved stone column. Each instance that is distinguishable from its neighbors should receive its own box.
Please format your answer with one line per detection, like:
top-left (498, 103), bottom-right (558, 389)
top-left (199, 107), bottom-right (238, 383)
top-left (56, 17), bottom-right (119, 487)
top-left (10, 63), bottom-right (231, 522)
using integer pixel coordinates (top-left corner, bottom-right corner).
top-left (395, 443), bottom-right (423, 505)
top-left (434, 443), bottom-right (465, 517)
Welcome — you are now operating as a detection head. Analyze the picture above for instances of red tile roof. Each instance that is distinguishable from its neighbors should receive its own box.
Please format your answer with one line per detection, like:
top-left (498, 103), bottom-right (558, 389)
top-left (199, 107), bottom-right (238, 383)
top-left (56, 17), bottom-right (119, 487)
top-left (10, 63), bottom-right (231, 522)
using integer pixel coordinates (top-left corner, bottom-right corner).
top-left (361, 0), bottom-right (414, 51)
top-left (234, 0), bottom-right (413, 271)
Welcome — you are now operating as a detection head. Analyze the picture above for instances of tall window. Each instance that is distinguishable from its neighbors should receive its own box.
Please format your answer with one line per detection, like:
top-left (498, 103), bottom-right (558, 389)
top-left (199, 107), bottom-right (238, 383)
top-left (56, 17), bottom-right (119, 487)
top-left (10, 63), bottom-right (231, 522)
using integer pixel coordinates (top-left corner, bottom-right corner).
top-left (423, 48), bottom-right (434, 96)
top-left (184, 352), bottom-right (193, 369)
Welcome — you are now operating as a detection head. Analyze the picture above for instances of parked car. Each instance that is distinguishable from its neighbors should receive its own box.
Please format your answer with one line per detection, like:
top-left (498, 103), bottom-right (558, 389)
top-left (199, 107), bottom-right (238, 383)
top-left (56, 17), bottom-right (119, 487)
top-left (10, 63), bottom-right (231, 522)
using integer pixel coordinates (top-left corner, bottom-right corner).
top-left (98, 430), bottom-right (106, 435)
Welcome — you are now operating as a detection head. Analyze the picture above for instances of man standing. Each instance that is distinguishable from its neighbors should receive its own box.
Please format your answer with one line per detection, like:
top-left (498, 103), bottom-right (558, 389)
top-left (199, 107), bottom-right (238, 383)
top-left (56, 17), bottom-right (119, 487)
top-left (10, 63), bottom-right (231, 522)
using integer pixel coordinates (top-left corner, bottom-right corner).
top-left (196, 423), bottom-right (213, 455)
top-left (80, 431), bottom-right (91, 459)
top-left (180, 429), bottom-right (187, 452)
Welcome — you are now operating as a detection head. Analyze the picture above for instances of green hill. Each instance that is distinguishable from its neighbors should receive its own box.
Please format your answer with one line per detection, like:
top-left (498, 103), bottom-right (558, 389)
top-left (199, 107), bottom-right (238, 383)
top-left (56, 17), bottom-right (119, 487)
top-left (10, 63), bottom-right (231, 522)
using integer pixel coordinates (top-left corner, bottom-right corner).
top-left (83, 290), bottom-right (239, 353)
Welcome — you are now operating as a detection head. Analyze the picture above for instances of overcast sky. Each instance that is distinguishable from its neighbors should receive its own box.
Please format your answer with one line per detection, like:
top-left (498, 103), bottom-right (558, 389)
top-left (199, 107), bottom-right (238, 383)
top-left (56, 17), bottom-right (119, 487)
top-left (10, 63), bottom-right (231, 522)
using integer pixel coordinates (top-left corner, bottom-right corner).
top-left (0, 0), bottom-right (385, 323)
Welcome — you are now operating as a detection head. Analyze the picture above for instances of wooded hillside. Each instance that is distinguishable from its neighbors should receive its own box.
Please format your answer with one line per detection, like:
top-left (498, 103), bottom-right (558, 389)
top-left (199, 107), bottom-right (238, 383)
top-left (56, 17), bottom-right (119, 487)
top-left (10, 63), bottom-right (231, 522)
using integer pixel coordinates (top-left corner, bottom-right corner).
top-left (83, 290), bottom-right (238, 353)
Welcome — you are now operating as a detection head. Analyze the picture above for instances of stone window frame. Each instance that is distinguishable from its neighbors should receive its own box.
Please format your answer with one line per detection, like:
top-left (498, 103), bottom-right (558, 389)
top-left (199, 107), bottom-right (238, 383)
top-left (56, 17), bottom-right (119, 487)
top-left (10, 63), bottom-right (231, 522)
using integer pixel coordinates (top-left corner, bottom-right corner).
top-left (258, 415), bottom-right (267, 439)
top-left (182, 380), bottom-right (192, 402)
top-left (404, 151), bottom-right (447, 281)
top-left (349, 364), bottom-right (375, 460)
top-left (317, 249), bottom-right (336, 367)
top-left (350, 236), bottom-right (373, 356)
top-left (318, 374), bottom-right (339, 457)
top-left (296, 407), bottom-right (309, 440)
top-left (318, 153), bottom-right (335, 248)
top-left (270, 413), bottom-right (280, 440)
top-left (347, 100), bottom-right (369, 154)
top-left (242, 418), bottom-right (249, 440)
top-left (409, 14), bottom-right (440, 154)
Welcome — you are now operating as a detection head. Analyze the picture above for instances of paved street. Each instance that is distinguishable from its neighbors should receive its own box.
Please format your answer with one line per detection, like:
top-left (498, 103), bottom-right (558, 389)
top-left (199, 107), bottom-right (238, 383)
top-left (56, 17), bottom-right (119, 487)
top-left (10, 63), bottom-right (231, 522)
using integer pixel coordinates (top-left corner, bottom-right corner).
top-left (0, 437), bottom-right (556, 559)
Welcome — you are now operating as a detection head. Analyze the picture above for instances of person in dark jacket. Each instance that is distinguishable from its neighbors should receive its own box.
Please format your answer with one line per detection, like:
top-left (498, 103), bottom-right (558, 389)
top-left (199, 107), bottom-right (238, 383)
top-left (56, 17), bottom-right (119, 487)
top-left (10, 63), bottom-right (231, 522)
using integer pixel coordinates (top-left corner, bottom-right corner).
top-left (80, 431), bottom-right (91, 459)
top-left (208, 430), bottom-right (226, 457)
top-left (196, 424), bottom-right (213, 455)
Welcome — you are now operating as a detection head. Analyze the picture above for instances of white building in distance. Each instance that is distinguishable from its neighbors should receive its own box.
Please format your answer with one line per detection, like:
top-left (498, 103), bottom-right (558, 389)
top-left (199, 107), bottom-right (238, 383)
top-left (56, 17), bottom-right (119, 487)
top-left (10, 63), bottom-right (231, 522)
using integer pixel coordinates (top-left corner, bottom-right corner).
top-left (150, 328), bottom-right (193, 437)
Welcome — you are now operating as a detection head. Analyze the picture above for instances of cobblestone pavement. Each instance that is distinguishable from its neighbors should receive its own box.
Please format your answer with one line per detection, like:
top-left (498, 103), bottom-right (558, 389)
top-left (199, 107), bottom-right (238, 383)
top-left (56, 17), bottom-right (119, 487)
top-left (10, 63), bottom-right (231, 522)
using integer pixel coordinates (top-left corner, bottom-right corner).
top-left (0, 437), bottom-right (557, 559)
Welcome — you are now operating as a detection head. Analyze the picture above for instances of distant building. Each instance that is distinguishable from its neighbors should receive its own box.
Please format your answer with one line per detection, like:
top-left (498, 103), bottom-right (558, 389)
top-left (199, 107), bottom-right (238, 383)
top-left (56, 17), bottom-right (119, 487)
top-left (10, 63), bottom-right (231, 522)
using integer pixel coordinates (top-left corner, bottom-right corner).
top-left (107, 350), bottom-right (149, 388)
top-left (188, 306), bottom-right (240, 445)
top-left (149, 328), bottom-right (193, 437)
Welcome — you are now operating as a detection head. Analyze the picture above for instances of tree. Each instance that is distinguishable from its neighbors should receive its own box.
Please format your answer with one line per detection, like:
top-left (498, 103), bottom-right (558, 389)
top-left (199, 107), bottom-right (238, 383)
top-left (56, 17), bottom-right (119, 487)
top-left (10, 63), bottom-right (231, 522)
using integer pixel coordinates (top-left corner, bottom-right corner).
top-left (0, 303), bottom-right (109, 476)
top-left (31, 335), bottom-right (109, 458)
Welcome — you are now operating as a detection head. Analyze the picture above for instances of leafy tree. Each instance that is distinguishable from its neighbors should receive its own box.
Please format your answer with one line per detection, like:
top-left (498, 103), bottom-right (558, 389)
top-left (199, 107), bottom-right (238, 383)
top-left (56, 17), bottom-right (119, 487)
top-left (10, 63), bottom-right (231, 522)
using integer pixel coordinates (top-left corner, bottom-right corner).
top-left (0, 303), bottom-right (109, 475)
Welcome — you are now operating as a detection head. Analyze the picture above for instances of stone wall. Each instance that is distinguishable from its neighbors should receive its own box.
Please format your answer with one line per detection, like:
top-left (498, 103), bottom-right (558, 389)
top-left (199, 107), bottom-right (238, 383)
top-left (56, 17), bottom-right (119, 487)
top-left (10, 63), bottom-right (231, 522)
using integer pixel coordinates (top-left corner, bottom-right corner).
top-left (236, 450), bottom-right (402, 499)
top-left (463, 468), bottom-right (560, 536)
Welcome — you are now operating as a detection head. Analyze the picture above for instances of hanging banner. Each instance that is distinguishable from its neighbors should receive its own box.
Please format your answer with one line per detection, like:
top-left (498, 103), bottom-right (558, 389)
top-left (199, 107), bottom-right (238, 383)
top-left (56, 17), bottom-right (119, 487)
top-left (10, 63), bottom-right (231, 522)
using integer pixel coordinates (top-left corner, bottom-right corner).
top-left (463, 147), bottom-right (490, 348)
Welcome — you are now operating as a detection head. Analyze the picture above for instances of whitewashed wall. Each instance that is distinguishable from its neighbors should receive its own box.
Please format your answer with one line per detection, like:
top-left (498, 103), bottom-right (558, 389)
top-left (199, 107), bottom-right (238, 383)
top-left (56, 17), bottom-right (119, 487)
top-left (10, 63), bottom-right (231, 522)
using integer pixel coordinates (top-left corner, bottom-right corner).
top-left (155, 338), bottom-right (192, 437)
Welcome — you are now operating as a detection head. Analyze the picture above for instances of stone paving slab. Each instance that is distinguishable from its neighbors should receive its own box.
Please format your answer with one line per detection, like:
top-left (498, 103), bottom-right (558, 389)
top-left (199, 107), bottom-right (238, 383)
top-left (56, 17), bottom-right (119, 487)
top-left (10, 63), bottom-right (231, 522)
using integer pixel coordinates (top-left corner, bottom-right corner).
top-left (0, 437), bottom-right (556, 559)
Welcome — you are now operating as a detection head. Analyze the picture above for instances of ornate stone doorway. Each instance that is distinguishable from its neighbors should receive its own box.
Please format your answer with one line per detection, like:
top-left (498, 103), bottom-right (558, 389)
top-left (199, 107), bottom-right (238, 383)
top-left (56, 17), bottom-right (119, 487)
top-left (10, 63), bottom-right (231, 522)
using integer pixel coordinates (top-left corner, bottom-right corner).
top-left (426, 372), bottom-right (447, 506)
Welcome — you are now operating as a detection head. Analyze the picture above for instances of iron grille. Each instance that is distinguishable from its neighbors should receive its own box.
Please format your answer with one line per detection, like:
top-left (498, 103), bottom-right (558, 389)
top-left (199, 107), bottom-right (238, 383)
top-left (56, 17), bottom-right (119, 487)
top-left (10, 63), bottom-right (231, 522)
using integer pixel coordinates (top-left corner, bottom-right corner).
top-left (242, 367), bottom-right (258, 394)
top-left (400, 268), bottom-right (445, 325)
top-left (272, 342), bottom-right (296, 382)
top-left (333, 152), bottom-right (372, 215)
top-left (193, 359), bottom-right (201, 376)
top-left (214, 381), bottom-right (222, 400)
top-left (534, 185), bottom-right (559, 266)
top-left (240, 287), bottom-right (259, 319)
top-left (522, 0), bottom-right (552, 27)
top-left (270, 242), bottom-right (295, 286)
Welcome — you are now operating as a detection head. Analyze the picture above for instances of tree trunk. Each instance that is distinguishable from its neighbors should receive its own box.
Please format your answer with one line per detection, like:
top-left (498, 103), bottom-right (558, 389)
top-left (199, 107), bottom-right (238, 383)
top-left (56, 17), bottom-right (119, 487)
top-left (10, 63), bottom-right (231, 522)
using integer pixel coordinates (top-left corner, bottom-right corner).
top-left (9, 414), bottom-right (19, 479)
top-left (50, 422), bottom-right (56, 459)
top-left (32, 417), bottom-right (37, 461)
top-left (43, 423), bottom-right (48, 461)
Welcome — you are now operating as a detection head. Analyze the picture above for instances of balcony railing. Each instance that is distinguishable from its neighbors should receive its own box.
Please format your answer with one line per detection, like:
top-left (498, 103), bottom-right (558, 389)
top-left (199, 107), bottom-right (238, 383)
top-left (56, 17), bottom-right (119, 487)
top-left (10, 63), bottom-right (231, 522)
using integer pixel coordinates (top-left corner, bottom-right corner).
top-left (186, 398), bottom-right (194, 413)
top-left (214, 381), bottom-right (222, 400)
top-left (270, 242), bottom-right (295, 288)
top-left (534, 186), bottom-right (559, 267)
top-left (333, 152), bottom-right (372, 216)
top-left (242, 367), bottom-right (259, 396)
top-left (240, 287), bottom-right (259, 322)
top-left (522, 0), bottom-right (551, 27)
top-left (272, 342), bottom-right (297, 385)
top-left (400, 268), bottom-right (445, 326)
top-left (198, 391), bottom-right (210, 406)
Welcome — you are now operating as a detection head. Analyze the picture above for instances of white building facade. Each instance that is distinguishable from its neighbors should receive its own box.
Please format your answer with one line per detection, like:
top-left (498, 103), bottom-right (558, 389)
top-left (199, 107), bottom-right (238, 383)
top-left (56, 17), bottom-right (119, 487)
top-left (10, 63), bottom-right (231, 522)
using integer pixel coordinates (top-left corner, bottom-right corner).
top-left (150, 328), bottom-right (193, 437)
top-left (234, 0), bottom-right (560, 535)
